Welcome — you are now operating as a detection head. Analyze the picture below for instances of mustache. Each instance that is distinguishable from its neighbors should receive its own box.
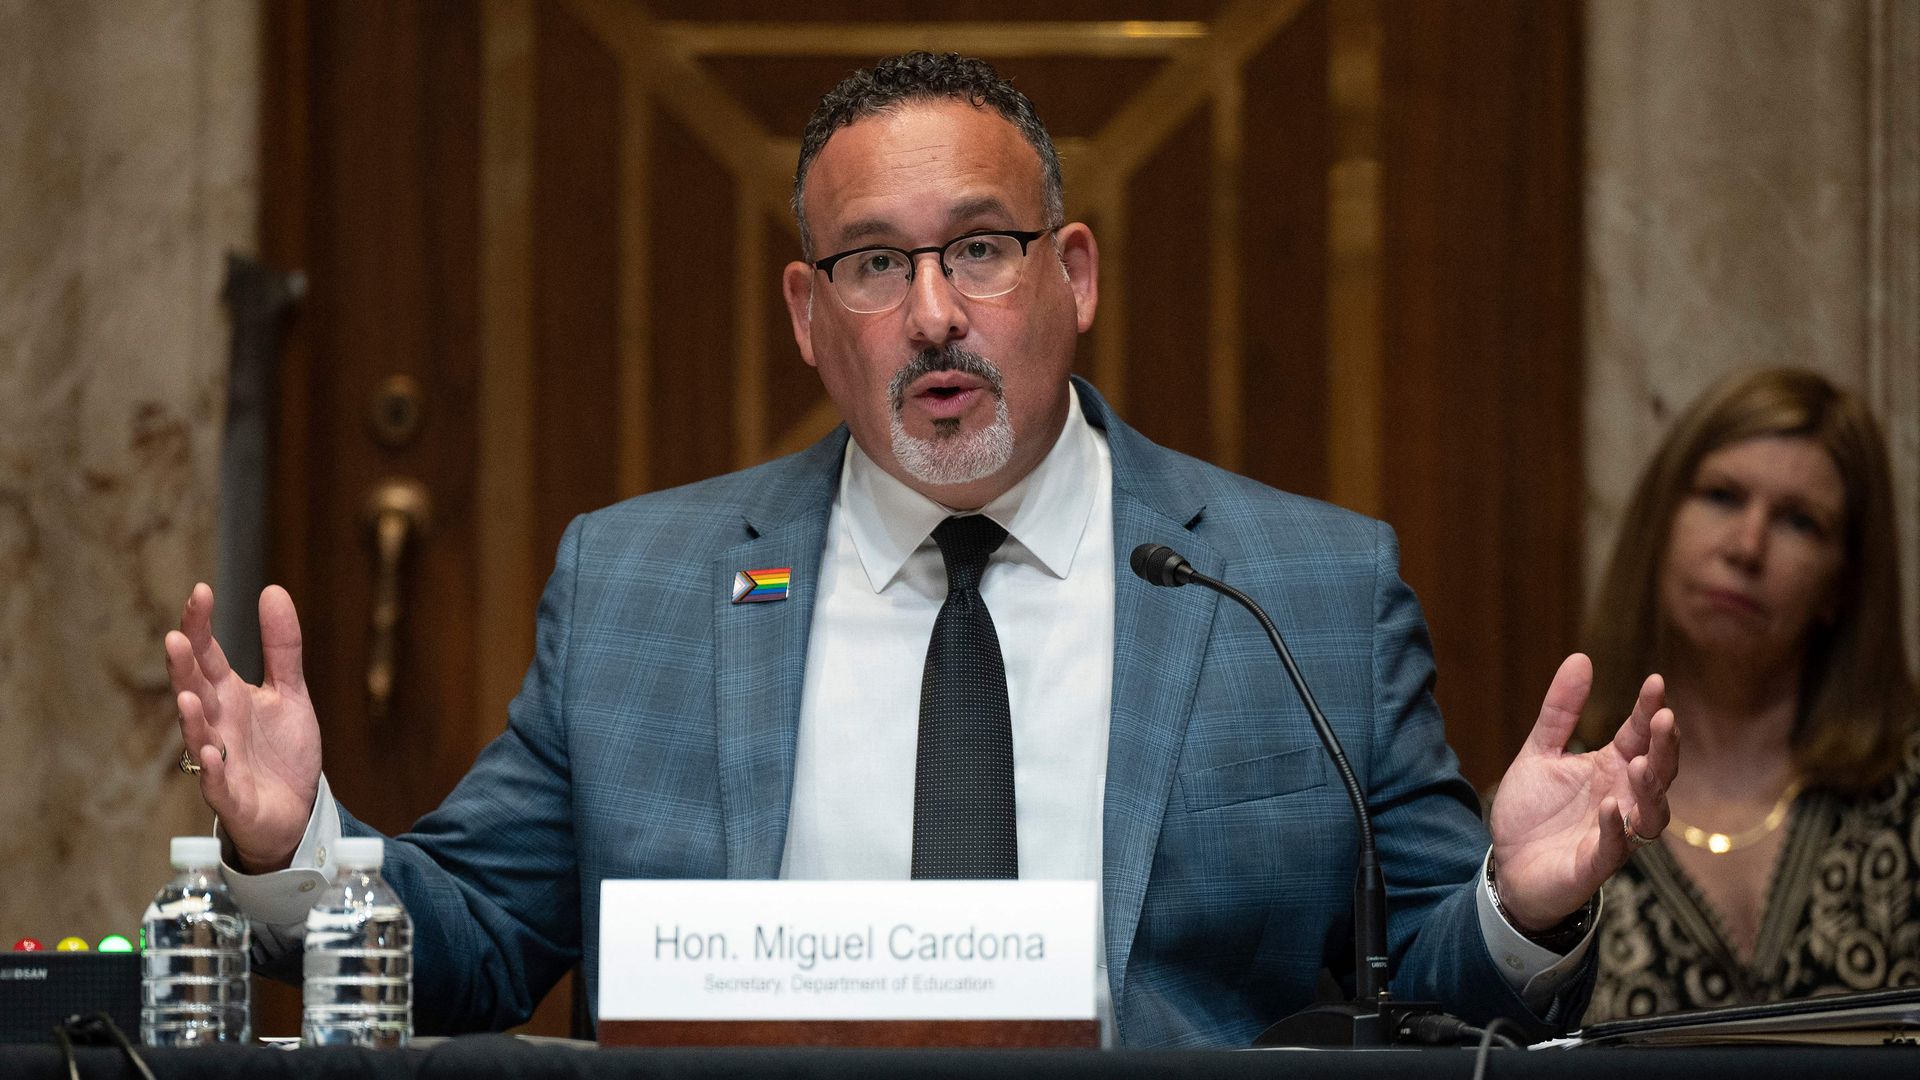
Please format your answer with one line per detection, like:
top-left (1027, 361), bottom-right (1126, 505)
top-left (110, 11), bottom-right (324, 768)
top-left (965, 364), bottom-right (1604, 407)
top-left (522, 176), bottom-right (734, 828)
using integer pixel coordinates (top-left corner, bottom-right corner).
top-left (887, 345), bottom-right (1004, 411)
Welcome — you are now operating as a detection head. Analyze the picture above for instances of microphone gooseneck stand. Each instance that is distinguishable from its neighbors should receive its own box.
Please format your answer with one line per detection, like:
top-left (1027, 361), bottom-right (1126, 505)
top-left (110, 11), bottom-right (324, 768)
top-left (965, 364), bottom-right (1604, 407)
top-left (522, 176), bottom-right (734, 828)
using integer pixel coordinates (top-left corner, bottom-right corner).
top-left (1130, 543), bottom-right (1463, 1048)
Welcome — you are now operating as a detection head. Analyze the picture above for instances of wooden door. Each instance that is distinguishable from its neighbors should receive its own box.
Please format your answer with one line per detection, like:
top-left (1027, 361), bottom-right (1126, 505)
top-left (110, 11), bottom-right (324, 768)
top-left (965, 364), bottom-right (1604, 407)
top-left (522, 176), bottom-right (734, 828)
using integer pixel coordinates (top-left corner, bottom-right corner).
top-left (260, 0), bottom-right (1582, 1038)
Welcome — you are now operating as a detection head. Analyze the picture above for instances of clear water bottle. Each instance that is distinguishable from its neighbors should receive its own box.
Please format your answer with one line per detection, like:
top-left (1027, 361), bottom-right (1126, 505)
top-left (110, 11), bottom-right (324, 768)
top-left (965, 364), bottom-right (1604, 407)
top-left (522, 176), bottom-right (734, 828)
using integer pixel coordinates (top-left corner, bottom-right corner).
top-left (302, 836), bottom-right (412, 1047)
top-left (141, 835), bottom-right (252, 1046)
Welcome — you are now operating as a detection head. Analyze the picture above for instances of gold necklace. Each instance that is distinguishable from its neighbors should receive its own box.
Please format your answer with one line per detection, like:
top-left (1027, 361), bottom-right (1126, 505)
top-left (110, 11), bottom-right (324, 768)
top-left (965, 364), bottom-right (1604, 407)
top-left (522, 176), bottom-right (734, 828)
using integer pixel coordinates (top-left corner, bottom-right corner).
top-left (1667, 779), bottom-right (1804, 854)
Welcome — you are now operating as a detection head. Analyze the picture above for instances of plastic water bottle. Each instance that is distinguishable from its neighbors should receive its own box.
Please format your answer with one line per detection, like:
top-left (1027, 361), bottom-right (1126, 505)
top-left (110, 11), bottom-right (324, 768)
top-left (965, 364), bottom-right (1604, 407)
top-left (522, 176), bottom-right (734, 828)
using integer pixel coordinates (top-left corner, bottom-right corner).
top-left (141, 835), bottom-right (252, 1046)
top-left (302, 836), bottom-right (412, 1047)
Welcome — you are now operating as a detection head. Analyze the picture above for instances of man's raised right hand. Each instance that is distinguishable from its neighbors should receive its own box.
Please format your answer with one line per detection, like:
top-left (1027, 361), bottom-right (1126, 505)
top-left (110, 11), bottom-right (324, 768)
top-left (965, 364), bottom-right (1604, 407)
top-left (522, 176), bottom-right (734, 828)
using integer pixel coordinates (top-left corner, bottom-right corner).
top-left (164, 583), bottom-right (323, 873)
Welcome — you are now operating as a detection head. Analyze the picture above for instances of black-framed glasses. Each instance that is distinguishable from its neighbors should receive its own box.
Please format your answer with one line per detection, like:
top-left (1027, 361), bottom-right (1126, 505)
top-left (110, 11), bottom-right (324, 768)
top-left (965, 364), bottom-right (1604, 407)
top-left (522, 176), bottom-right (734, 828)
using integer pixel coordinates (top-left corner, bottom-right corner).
top-left (810, 227), bottom-right (1059, 314)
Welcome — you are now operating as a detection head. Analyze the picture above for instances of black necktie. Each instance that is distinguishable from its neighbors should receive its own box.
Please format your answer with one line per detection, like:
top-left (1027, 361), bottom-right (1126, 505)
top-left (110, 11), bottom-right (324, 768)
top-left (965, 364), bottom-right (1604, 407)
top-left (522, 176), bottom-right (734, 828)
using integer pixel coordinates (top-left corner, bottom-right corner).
top-left (911, 515), bottom-right (1018, 879)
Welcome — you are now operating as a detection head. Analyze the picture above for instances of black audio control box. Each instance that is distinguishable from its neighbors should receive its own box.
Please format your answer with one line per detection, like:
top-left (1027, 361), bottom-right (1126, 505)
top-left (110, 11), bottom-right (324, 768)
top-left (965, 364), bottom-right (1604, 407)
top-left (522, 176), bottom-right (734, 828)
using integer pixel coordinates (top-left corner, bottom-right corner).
top-left (0, 953), bottom-right (140, 1043)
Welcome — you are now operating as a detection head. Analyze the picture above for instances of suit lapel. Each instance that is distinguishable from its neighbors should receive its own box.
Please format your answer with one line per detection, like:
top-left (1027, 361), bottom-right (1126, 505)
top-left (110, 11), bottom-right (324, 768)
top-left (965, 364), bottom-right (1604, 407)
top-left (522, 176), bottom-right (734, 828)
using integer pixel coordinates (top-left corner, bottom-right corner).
top-left (711, 431), bottom-right (845, 878)
top-left (1080, 381), bottom-right (1220, 1003)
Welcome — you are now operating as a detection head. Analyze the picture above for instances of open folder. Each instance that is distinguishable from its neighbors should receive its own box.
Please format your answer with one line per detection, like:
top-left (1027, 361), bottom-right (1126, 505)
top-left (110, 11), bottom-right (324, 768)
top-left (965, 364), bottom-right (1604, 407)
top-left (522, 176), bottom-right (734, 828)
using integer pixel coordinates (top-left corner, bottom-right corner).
top-left (1563, 987), bottom-right (1920, 1048)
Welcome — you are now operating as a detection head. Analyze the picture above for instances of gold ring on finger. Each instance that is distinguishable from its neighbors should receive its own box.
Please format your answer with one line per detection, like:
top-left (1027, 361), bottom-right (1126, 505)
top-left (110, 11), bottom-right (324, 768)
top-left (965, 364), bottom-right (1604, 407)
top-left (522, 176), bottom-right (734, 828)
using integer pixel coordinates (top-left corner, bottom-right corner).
top-left (178, 748), bottom-right (202, 775)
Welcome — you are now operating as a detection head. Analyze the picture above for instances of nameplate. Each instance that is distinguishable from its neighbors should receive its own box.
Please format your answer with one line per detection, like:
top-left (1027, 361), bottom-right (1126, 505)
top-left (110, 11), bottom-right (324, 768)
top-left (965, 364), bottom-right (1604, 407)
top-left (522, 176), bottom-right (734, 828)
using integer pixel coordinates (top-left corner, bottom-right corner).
top-left (598, 880), bottom-right (1097, 1022)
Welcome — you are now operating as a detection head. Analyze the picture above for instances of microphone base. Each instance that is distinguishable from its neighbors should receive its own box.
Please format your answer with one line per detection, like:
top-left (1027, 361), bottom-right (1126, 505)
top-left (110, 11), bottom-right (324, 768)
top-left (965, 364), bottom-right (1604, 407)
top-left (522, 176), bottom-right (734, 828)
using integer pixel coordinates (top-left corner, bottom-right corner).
top-left (1252, 1000), bottom-right (1445, 1048)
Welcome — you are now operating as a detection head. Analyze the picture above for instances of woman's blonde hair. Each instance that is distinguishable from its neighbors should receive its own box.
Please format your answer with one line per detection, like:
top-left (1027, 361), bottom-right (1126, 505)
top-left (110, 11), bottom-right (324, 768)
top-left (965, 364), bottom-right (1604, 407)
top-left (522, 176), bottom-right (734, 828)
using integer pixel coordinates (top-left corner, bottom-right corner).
top-left (1577, 368), bottom-right (1915, 792)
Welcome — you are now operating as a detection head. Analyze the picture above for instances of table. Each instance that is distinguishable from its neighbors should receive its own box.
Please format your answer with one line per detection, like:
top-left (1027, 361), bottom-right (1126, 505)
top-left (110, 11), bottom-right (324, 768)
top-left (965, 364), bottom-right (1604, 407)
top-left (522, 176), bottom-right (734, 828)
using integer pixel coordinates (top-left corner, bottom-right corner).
top-left (7, 1036), bottom-right (1918, 1080)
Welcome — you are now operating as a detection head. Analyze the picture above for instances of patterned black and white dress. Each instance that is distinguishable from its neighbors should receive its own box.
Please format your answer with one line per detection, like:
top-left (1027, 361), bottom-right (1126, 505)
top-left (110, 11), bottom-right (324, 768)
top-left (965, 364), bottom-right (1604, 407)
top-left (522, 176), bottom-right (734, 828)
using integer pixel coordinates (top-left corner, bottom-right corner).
top-left (1585, 727), bottom-right (1920, 1022)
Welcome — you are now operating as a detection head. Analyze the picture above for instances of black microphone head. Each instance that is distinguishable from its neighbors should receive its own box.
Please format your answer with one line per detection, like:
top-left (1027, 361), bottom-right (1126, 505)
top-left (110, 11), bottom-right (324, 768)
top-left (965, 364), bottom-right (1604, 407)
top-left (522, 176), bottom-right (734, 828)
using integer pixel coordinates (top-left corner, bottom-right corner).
top-left (1130, 543), bottom-right (1192, 587)
top-left (1128, 543), bottom-right (1158, 580)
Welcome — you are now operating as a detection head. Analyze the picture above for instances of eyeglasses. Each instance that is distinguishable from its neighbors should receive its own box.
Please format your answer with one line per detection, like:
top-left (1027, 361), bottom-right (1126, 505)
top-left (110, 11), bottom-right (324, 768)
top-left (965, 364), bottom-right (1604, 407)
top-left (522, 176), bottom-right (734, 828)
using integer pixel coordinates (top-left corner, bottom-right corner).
top-left (810, 227), bottom-right (1059, 315)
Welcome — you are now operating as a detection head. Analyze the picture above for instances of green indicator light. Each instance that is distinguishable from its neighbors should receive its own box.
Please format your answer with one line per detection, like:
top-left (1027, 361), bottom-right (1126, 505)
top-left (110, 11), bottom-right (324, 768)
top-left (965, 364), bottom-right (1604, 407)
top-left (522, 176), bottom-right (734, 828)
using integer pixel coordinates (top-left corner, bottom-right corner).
top-left (97, 934), bottom-right (135, 953)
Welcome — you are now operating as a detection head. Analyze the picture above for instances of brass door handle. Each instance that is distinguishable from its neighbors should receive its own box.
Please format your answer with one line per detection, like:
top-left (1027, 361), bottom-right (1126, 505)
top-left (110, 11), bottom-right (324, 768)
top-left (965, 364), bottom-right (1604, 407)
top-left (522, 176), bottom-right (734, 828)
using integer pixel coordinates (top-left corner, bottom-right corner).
top-left (363, 478), bottom-right (431, 720)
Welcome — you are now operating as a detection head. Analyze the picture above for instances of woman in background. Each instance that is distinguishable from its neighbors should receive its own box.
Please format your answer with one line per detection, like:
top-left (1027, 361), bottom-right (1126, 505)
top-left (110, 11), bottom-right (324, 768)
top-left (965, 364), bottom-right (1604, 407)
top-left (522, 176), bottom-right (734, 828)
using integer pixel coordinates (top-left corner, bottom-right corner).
top-left (1579, 367), bottom-right (1919, 1021)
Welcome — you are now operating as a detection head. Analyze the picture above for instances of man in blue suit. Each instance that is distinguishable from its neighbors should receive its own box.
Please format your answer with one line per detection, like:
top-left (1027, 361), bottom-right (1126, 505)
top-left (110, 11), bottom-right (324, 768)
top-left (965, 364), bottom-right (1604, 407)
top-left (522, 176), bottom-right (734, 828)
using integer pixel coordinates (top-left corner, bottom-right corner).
top-left (166, 54), bottom-right (1677, 1046)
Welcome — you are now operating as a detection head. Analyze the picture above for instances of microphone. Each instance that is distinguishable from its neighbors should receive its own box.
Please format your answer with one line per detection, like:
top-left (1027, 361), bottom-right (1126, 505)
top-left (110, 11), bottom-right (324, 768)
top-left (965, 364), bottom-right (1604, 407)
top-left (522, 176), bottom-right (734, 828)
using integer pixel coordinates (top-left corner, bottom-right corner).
top-left (1130, 543), bottom-right (1442, 1048)
top-left (1128, 543), bottom-right (1197, 587)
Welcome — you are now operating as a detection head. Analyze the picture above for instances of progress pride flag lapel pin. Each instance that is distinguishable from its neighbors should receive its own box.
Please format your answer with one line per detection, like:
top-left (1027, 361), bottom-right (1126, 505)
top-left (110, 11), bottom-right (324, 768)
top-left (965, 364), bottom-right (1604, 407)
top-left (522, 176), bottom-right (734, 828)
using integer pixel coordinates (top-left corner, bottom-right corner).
top-left (731, 567), bottom-right (791, 604)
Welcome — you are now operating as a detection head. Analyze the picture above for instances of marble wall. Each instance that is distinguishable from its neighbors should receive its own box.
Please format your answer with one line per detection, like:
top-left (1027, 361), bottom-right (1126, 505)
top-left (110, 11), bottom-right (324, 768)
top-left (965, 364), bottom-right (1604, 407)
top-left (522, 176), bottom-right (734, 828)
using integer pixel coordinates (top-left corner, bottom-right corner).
top-left (0, 1), bottom-right (258, 943)
top-left (1586, 0), bottom-right (1920, 672)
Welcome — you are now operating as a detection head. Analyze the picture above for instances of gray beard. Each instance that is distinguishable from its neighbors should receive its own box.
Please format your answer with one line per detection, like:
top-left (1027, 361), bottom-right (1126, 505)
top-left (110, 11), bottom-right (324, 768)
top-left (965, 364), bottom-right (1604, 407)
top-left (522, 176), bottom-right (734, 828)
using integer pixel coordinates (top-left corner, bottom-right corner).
top-left (886, 346), bottom-right (1017, 488)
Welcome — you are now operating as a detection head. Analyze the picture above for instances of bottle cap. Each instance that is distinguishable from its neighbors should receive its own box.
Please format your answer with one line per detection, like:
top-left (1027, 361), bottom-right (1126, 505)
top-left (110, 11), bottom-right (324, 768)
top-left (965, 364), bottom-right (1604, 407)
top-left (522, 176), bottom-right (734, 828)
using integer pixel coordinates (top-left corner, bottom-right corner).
top-left (334, 836), bottom-right (385, 869)
top-left (170, 835), bottom-right (222, 869)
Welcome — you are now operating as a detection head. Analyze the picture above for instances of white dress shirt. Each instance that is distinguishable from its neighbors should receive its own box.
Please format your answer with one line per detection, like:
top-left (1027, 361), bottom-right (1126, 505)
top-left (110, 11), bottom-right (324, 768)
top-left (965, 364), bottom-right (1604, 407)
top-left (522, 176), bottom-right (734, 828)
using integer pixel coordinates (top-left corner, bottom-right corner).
top-left (781, 387), bottom-right (1114, 882)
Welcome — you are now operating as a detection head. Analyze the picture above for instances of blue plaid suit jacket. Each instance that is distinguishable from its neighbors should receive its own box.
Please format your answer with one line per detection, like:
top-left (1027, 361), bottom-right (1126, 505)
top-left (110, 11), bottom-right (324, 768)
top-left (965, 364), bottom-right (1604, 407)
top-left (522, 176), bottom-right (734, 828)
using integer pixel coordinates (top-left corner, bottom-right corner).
top-left (345, 378), bottom-right (1554, 1046)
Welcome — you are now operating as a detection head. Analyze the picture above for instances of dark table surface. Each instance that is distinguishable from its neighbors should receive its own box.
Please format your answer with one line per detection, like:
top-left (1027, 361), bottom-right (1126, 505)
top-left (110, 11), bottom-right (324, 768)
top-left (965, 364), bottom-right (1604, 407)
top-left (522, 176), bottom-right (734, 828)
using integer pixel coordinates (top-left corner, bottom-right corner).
top-left (7, 1036), bottom-right (1919, 1080)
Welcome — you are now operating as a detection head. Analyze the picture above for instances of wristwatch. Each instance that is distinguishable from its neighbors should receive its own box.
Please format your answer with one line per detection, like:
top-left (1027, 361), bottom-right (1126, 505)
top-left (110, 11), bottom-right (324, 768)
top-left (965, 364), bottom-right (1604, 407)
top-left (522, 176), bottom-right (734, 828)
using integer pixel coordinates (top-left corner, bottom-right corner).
top-left (1486, 855), bottom-right (1595, 954)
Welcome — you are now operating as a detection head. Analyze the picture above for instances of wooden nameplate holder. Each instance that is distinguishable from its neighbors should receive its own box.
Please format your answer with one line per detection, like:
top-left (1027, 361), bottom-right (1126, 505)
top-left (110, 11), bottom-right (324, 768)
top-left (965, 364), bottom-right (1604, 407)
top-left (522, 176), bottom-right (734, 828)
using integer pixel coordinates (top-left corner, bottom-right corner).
top-left (599, 1018), bottom-right (1099, 1048)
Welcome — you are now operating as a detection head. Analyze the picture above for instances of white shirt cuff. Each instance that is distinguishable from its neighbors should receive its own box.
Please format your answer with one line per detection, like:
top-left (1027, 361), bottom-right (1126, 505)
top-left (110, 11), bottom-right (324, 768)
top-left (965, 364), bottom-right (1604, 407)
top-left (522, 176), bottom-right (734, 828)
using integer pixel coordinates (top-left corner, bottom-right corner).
top-left (218, 774), bottom-right (343, 963)
top-left (1474, 847), bottom-right (1598, 1010)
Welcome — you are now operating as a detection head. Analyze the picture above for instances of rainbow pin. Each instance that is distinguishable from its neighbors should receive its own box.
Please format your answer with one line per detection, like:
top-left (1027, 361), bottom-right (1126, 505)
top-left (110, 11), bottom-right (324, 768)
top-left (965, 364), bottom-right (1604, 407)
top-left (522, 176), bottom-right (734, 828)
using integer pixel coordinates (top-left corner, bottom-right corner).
top-left (731, 567), bottom-right (791, 604)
